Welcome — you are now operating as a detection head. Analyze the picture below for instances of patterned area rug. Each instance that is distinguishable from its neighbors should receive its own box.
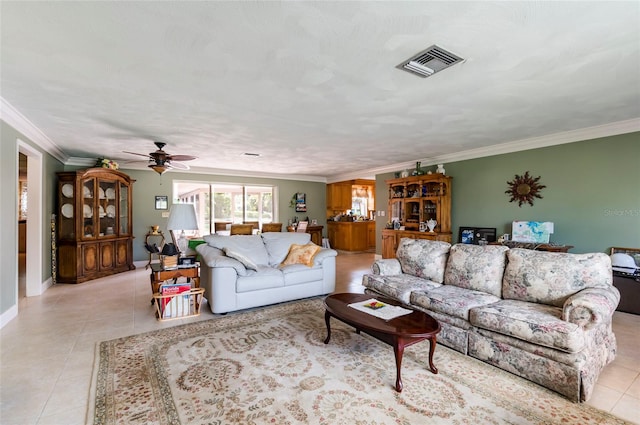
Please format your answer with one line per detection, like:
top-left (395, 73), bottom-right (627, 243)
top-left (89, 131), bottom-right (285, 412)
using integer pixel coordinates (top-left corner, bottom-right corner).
top-left (89, 297), bottom-right (630, 424)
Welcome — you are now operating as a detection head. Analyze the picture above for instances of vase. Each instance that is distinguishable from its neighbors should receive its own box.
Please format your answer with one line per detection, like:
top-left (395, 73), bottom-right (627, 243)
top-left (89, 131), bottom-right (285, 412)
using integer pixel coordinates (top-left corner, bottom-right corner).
top-left (427, 219), bottom-right (437, 232)
top-left (412, 161), bottom-right (424, 176)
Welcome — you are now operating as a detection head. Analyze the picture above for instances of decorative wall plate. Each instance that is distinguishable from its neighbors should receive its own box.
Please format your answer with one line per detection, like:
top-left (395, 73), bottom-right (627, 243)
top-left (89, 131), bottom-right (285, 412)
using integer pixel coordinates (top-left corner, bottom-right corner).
top-left (61, 203), bottom-right (73, 218)
top-left (83, 204), bottom-right (93, 218)
top-left (106, 205), bottom-right (116, 217)
top-left (99, 187), bottom-right (106, 199)
top-left (61, 183), bottom-right (73, 198)
top-left (83, 186), bottom-right (92, 198)
top-left (105, 188), bottom-right (115, 199)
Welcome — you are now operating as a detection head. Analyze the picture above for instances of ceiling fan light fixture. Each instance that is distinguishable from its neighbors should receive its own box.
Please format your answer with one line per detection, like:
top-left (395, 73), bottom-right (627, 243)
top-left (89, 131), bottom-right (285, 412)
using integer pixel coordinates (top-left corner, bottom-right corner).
top-left (149, 164), bottom-right (168, 175)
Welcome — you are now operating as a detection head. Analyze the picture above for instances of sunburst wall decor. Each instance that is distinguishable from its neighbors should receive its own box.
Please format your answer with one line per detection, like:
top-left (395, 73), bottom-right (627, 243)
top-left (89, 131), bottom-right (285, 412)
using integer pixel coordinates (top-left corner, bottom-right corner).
top-left (505, 171), bottom-right (546, 207)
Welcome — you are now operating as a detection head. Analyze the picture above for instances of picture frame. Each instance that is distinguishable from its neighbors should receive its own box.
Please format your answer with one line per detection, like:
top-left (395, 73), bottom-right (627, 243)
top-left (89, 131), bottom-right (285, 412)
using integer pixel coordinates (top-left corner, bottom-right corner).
top-left (459, 227), bottom-right (475, 244)
top-left (295, 192), bottom-right (307, 212)
top-left (458, 227), bottom-right (497, 244)
top-left (155, 195), bottom-right (168, 210)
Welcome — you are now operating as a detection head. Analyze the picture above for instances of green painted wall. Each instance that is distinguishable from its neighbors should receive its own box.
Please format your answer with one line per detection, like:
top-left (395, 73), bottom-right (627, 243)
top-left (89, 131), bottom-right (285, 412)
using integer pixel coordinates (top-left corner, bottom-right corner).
top-left (375, 132), bottom-right (640, 254)
top-left (0, 121), bottom-right (18, 315)
top-left (1, 121), bottom-right (64, 316)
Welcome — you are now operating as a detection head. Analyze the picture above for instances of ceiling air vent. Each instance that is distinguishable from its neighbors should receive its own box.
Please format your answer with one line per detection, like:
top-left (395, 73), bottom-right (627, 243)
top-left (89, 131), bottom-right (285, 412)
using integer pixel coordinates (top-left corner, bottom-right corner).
top-left (398, 45), bottom-right (463, 78)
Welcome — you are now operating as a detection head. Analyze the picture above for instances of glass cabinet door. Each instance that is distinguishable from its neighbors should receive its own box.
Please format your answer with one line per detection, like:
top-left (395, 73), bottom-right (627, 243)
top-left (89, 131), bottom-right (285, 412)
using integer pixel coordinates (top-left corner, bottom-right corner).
top-left (59, 181), bottom-right (75, 239)
top-left (82, 178), bottom-right (96, 239)
top-left (98, 179), bottom-right (117, 237)
top-left (423, 200), bottom-right (438, 221)
top-left (119, 182), bottom-right (129, 235)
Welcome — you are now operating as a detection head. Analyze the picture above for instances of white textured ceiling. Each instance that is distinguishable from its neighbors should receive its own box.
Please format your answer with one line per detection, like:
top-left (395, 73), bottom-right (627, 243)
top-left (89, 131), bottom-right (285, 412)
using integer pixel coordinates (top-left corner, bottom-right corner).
top-left (2, 1), bottom-right (639, 181)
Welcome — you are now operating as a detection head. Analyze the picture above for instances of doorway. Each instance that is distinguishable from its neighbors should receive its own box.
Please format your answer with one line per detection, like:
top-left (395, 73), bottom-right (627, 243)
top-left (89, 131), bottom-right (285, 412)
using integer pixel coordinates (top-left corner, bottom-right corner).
top-left (17, 141), bottom-right (43, 299)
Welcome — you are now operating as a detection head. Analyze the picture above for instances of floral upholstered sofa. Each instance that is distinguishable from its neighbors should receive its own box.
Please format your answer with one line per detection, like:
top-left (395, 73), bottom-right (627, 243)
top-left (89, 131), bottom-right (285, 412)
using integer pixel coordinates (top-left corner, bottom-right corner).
top-left (362, 238), bottom-right (620, 402)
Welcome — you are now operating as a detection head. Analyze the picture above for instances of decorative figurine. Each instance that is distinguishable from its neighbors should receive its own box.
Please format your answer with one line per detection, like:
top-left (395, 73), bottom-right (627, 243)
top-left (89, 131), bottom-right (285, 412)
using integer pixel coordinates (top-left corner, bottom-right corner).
top-left (427, 219), bottom-right (437, 232)
top-left (436, 164), bottom-right (446, 174)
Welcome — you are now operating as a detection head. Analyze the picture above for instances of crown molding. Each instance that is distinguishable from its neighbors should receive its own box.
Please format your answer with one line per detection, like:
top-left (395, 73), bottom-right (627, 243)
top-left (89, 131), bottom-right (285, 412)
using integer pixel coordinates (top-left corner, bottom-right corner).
top-left (327, 118), bottom-right (640, 182)
top-left (0, 97), bottom-right (68, 163)
top-left (3, 94), bottom-right (637, 183)
top-left (118, 163), bottom-right (327, 183)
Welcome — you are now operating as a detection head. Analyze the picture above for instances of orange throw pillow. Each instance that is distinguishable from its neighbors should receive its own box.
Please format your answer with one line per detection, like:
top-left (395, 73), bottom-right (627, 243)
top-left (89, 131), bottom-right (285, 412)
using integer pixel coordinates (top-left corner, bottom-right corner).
top-left (281, 243), bottom-right (321, 267)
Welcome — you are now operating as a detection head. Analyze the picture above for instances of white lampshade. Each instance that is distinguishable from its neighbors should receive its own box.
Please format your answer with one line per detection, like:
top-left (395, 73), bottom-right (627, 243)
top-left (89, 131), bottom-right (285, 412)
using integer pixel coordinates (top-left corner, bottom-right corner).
top-left (167, 203), bottom-right (199, 231)
top-left (166, 203), bottom-right (198, 255)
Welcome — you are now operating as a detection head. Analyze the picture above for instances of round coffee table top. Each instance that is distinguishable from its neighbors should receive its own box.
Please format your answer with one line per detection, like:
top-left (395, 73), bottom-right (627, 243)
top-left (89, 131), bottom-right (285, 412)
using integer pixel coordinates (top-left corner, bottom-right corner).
top-left (324, 292), bottom-right (440, 338)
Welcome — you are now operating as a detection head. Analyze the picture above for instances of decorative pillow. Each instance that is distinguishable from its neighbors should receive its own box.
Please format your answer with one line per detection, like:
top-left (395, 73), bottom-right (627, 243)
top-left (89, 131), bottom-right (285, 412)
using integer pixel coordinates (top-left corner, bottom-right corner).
top-left (281, 243), bottom-right (321, 267)
top-left (261, 232), bottom-right (311, 266)
top-left (396, 238), bottom-right (451, 283)
top-left (224, 248), bottom-right (259, 271)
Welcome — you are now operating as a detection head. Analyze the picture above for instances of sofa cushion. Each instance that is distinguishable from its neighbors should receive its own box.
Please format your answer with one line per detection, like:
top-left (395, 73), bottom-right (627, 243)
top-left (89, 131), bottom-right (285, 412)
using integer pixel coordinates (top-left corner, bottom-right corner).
top-left (362, 274), bottom-right (441, 304)
top-left (281, 243), bottom-right (321, 267)
top-left (396, 238), bottom-right (451, 283)
top-left (281, 264), bottom-right (324, 286)
top-left (261, 232), bottom-right (311, 266)
top-left (236, 266), bottom-right (284, 292)
top-left (502, 249), bottom-right (613, 307)
top-left (411, 285), bottom-right (500, 321)
top-left (470, 299), bottom-right (586, 353)
top-left (203, 234), bottom-right (269, 266)
top-left (444, 244), bottom-right (509, 297)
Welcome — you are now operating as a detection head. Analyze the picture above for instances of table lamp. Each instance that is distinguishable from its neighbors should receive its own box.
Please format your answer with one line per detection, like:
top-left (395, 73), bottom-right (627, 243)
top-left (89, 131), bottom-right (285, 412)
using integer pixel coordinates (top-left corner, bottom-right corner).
top-left (166, 203), bottom-right (199, 256)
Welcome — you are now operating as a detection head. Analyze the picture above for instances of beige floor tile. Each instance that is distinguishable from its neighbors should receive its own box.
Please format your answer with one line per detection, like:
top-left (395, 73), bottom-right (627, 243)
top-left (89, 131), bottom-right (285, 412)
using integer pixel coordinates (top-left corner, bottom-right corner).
top-left (628, 376), bottom-right (640, 399)
top-left (41, 374), bottom-right (90, 417)
top-left (586, 383), bottom-right (624, 412)
top-left (36, 406), bottom-right (87, 425)
top-left (611, 394), bottom-right (640, 425)
top-left (598, 363), bottom-right (640, 393)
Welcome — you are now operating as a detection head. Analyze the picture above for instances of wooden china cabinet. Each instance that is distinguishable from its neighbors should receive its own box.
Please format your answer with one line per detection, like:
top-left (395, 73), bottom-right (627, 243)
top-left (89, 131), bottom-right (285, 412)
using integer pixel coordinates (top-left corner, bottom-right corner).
top-left (56, 168), bottom-right (135, 283)
top-left (381, 174), bottom-right (453, 258)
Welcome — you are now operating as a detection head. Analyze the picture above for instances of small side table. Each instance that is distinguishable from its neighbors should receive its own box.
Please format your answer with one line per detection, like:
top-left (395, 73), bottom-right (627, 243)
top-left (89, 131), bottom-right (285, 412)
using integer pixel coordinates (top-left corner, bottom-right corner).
top-left (149, 263), bottom-right (200, 301)
top-left (145, 231), bottom-right (166, 269)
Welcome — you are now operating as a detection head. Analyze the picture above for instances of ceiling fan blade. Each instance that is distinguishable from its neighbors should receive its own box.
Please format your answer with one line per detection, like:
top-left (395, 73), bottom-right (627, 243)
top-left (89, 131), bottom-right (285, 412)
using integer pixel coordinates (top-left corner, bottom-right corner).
top-left (167, 161), bottom-right (191, 170)
top-left (123, 151), bottom-right (152, 158)
top-left (167, 154), bottom-right (197, 162)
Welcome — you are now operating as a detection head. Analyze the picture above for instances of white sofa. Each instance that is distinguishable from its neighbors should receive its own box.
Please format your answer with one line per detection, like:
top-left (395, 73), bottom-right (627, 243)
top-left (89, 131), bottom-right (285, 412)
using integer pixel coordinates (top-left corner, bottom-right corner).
top-left (362, 238), bottom-right (620, 402)
top-left (196, 232), bottom-right (337, 314)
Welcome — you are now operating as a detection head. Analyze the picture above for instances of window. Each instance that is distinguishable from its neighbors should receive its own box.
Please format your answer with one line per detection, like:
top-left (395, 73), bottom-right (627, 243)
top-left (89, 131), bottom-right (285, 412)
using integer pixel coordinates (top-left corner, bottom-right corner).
top-left (174, 181), bottom-right (276, 235)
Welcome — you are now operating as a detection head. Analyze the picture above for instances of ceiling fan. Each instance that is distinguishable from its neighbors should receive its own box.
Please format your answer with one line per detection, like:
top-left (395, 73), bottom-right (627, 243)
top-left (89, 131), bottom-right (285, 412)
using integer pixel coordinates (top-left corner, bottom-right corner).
top-left (124, 141), bottom-right (197, 175)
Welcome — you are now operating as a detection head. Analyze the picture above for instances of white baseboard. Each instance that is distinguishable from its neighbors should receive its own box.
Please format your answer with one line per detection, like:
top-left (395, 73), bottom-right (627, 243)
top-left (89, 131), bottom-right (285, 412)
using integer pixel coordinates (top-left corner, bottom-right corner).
top-left (0, 305), bottom-right (18, 329)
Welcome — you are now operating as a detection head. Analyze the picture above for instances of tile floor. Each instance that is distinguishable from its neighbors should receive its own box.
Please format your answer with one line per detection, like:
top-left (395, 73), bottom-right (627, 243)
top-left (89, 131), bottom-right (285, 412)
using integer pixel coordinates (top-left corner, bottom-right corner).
top-left (1, 252), bottom-right (639, 424)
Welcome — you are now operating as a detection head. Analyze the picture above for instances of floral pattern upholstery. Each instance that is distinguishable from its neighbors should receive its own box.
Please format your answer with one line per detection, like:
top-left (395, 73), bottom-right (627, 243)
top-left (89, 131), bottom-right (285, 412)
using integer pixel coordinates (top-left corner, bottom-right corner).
top-left (362, 274), bottom-right (441, 304)
top-left (470, 299), bottom-right (585, 353)
top-left (371, 258), bottom-right (403, 275)
top-left (410, 285), bottom-right (500, 321)
top-left (361, 243), bottom-right (619, 402)
top-left (502, 249), bottom-right (613, 307)
top-left (396, 238), bottom-right (451, 283)
top-left (444, 244), bottom-right (509, 297)
top-left (563, 287), bottom-right (620, 330)
top-left (468, 332), bottom-right (582, 401)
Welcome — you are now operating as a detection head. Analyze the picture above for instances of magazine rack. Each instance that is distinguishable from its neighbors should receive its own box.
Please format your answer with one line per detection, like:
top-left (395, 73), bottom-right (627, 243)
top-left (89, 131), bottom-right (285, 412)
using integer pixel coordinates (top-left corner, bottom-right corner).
top-left (152, 288), bottom-right (205, 321)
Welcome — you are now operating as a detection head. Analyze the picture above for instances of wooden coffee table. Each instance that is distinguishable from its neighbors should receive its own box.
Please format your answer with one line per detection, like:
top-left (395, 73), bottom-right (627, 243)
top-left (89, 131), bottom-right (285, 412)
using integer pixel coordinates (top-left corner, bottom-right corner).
top-left (323, 292), bottom-right (440, 392)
